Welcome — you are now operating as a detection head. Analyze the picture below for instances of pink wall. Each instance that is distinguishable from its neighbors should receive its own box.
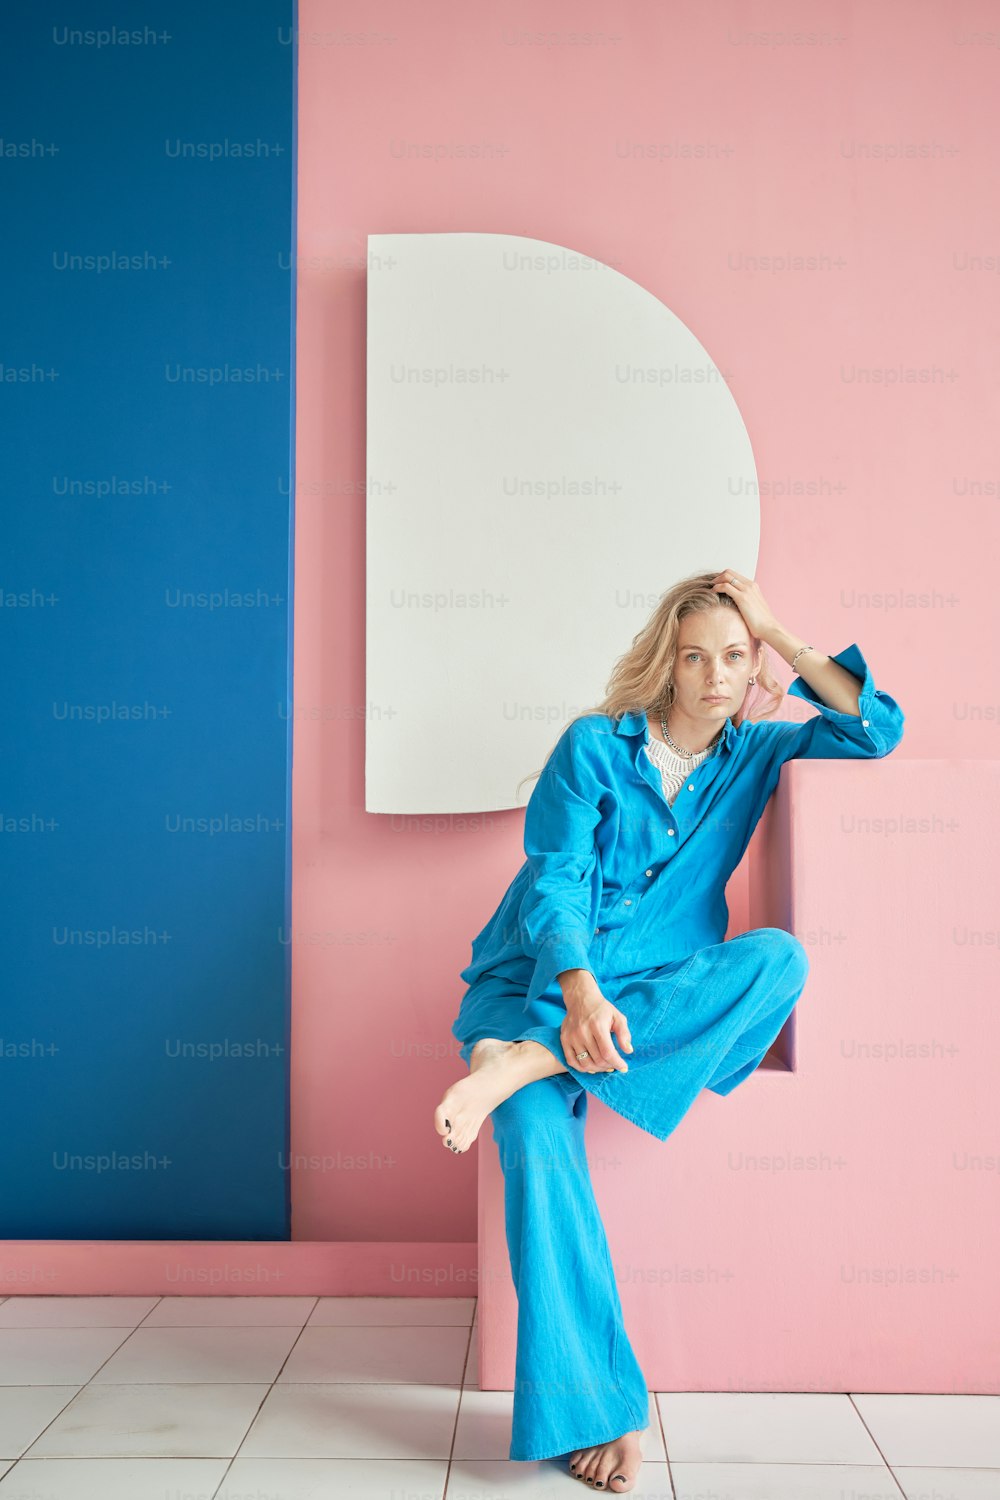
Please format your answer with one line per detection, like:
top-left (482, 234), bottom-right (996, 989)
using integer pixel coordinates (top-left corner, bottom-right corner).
top-left (292, 0), bottom-right (996, 1246)
top-left (480, 759), bottom-right (1000, 1389)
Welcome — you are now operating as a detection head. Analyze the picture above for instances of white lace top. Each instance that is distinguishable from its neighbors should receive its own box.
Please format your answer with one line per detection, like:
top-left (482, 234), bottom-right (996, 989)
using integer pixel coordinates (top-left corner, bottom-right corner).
top-left (644, 732), bottom-right (716, 805)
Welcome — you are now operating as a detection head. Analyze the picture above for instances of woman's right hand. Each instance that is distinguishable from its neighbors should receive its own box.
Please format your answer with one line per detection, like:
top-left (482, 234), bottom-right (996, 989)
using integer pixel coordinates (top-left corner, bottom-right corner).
top-left (558, 975), bottom-right (633, 1074)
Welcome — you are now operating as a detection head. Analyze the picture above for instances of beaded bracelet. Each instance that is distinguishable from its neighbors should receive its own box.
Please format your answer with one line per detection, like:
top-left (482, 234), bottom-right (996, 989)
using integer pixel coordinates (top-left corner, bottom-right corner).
top-left (790, 645), bottom-right (814, 674)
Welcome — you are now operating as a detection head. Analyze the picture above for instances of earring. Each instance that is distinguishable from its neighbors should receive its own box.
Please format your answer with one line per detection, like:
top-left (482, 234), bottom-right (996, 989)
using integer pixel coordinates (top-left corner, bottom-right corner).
top-left (748, 676), bottom-right (756, 685)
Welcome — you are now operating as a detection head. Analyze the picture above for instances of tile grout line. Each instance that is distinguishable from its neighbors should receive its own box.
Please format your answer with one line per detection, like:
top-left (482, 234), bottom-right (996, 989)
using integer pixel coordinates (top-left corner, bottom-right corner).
top-left (209, 1294), bottom-right (322, 1488)
top-left (652, 1390), bottom-right (676, 1496)
top-left (442, 1302), bottom-right (477, 1500)
top-left (15, 1297), bottom-right (170, 1462)
top-left (846, 1392), bottom-right (915, 1499)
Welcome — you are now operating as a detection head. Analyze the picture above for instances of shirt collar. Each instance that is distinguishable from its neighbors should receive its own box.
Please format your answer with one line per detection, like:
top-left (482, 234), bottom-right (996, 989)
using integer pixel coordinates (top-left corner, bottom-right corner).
top-left (614, 707), bottom-right (736, 754)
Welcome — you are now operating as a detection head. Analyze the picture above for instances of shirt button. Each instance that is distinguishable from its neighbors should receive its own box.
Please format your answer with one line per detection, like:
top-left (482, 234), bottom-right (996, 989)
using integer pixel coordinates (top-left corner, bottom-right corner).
top-left (594, 927), bottom-right (600, 935)
top-left (667, 829), bottom-right (675, 837)
top-left (624, 899), bottom-right (632, 906)
top-left (862, 719), bottom-right (870, 727)
top-left (645, 869), bottom-right (653, 877)
top-left (687, 784), bottom-right (695, 792)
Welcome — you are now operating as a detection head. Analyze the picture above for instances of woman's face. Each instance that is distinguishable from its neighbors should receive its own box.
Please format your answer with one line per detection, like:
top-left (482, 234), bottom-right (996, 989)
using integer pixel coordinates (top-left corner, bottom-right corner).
top-left (670, 607), bottom-right (758, 723)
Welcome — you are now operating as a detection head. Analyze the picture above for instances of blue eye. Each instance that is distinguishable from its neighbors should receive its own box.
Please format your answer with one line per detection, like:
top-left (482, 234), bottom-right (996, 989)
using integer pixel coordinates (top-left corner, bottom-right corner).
top-left (685, 651), bottom-right (743, 661)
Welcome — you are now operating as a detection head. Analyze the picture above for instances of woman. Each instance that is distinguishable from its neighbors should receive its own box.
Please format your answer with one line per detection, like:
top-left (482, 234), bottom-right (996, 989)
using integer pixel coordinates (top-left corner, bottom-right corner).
top-left (433, 568), bottom-right (905, 1491)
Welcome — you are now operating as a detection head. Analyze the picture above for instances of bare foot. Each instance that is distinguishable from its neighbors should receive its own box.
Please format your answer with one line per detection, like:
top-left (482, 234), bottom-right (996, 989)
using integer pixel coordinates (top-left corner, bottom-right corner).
top-left (433, 1038), bottom-right (562, 1154)
top-left (569, 1429), bottom-right (643, 1491)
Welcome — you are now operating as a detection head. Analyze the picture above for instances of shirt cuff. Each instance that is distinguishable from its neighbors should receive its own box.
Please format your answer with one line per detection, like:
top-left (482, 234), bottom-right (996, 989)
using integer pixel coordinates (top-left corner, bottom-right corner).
top-left (525, 930), bottom-right (594, 1008)
top-left (786, 641), bottom-right (881, 746)
top-left (786, 642), bottom-right (872, 713)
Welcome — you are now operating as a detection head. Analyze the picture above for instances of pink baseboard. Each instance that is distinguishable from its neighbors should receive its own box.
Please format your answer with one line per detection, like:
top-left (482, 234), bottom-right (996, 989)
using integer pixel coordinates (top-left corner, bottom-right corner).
top-left (0, 1241), bottom-right (476, 1298)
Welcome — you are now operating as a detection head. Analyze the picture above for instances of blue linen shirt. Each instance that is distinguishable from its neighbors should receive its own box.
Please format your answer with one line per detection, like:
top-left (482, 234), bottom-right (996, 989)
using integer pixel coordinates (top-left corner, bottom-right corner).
top-left (458, 643), bottom-right (905, 1013)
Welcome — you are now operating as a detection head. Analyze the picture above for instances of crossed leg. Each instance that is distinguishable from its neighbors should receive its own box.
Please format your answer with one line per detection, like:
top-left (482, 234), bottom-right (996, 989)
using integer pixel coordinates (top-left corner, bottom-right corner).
top-left (438, 928), bottom-right (811, 1478)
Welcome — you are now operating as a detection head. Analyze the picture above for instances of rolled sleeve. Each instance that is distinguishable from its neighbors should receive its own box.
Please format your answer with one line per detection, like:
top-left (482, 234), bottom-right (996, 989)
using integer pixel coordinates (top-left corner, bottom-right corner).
top-left (518, 727), bottom-right (603, 1007)
top-left (778, 642), bottom-right (905, 761)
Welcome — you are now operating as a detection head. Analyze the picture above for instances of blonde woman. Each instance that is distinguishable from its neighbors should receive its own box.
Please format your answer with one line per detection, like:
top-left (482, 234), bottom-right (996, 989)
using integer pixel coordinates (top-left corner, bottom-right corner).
top-left (434, 568), bottom-right (905, 1491)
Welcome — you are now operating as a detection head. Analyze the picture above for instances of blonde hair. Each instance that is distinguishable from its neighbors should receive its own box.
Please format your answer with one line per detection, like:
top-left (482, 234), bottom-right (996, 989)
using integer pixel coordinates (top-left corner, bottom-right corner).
top-left (515, 569), bottom-right (786, 800)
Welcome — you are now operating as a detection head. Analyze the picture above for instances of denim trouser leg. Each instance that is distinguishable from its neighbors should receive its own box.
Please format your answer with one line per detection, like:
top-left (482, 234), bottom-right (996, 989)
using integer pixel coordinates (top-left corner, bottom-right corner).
top-left (488, 1074), bottom-right (651, 1462)
top-left (456, 928), bottom-right (810, 1462)
top-left (510, 927), bottom-right (811, 1141)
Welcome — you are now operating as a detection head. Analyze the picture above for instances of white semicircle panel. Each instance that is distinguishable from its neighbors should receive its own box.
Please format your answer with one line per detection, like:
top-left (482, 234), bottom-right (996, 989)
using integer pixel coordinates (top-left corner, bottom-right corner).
top-left (365, 232), bottom-right (759, 814)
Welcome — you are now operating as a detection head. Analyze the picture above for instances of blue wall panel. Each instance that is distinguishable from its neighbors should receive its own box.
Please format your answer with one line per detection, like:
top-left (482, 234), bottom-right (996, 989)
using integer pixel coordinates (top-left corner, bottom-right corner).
top-left (0, 4), bottom-right (296, 1238)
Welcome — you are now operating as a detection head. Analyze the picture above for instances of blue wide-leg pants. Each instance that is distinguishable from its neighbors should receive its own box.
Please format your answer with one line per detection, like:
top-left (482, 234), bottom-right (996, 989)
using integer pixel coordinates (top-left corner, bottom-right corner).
top-left (452, 927), bottom-right (811, 1462)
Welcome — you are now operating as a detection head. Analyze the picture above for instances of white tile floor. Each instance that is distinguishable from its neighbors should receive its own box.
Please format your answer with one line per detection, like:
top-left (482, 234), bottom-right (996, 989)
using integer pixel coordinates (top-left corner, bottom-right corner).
top-left (0, 1294), bottom-right (996, 1498)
